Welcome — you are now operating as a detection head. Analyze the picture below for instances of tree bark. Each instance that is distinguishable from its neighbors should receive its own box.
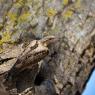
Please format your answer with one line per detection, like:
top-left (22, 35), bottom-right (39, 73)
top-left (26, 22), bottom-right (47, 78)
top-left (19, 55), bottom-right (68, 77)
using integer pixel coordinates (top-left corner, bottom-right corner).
top-left (0, 0), bottom-right (95, 95)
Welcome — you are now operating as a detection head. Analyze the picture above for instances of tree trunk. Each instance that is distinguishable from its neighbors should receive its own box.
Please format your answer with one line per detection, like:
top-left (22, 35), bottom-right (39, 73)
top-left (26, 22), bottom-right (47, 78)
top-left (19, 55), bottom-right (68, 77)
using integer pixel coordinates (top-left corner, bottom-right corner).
top-left (0, 0), bottom-right (95, 95)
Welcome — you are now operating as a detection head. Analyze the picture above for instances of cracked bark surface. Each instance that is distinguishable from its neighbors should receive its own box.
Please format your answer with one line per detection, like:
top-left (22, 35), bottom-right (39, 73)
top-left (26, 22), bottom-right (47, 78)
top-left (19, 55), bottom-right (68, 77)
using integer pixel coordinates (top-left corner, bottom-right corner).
top-left (0, 0), bottom-right (95, 95)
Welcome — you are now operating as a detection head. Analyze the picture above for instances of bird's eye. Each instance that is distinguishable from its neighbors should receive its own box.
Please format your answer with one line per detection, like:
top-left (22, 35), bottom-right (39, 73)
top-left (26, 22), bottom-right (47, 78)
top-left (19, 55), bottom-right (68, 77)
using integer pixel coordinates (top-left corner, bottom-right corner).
top-left (30, 43), bottom-right (38, 50)
top-left (30, 41), bottom-right (38, 50)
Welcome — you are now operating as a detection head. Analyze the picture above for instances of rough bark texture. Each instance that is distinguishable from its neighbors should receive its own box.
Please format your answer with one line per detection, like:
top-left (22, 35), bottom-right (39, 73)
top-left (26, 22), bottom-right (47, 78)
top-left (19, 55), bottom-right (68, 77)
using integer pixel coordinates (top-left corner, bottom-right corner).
top-left (0, 0), bottom-right (95, 95)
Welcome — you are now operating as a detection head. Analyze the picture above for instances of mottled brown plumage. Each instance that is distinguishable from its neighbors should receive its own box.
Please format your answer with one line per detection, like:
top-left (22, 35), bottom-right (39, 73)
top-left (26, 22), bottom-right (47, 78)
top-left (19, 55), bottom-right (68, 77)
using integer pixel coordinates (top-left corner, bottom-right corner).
top-left (1, 36), bottom-right (56, 92)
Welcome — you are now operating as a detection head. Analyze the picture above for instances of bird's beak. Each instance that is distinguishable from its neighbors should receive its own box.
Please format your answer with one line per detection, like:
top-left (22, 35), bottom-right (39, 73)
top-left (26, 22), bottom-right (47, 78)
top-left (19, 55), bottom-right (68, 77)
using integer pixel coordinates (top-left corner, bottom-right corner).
top-left (40, 36), bottom-right (57, 46)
